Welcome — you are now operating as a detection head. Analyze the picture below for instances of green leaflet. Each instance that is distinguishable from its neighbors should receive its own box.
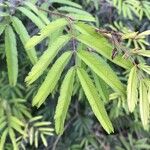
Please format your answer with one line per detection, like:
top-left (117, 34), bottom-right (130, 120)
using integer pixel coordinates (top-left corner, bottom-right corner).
top-left (9, 128), bottom-right (18, 150)
top-left (58, 6), bottom-right (92, 16)
top-left (138, 63), bottom-right (150, 75)
top-left (54, 67), bottom-right (75, 134)
top-left (139, 80), bottom-right (149, 130)
top-left (127, 66), bottom-right (138, 112)
top-left (92, 72), bottom-right (109, 103)
top-left (5, 25), bottom-right (18, 86)
top-left (23, 1), bottom-right (50, 25)
top-left (50, 0), bottom-right (82, 8)
top-left (0, 128), bottom-right (8, 150)
top-left (32, 51), bottom-right (72, 107)
top-left (25, 35), bottom-right (71, 85)
top-left (68, 13), bottom-right (95, 22)
top-left (77, 68), bottom-right (114, 134)
top-left (77, 50), bottom-right (125, 95)
top-left (17, 7), bottom-right (45, 29)
top-left (12, 16), bottom-right (38, 64)
top-left (25, 18), bottom-right (68, 49)
top-left (133, 50), bottom-right (150, 57)
top-left (75, 23), bottom-right (132, 69)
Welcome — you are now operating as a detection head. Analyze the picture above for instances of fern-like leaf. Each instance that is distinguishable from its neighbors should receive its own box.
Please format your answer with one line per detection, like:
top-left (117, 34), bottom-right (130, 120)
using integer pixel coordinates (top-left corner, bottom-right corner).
top-left (77, 50), bottom-right (125, 95)
top-left (127, 66), bottom-right (138, 112)
top-left (5, 25), bottom-right (18, 86)
top-left (25, 18), bottom-right (68, 49)
top-left (32, 51), bottom-right (72, 107)
top-left (25, 35), bottom-right (71, 85)
top-left (77, 68), bottom-right (114, 134)
top-left (75, 22), bottom-right (132, 69)
top-left (54, 67), bottom-right (75, 134)
top-left (12, 16), bottom-right (38, 64)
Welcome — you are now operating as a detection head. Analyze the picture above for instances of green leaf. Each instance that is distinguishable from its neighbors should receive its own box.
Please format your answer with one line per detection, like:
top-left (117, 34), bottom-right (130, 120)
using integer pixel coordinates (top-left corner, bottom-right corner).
top-left (77, 68), bottom-right (114, 133)
top-left (0, 128), bottom-right (8, 150)
top-left (132, 50), bottom-right (150, 57)
top-left (25, 35), bottom-right (70, 85)
top-left (29, 127), bottom-right (34, 145)
top-left (92, 72), bottom-right (109, 103)
top-left (138, 63), bottom-right (150, 75)
top-left (77, 50), bottom-right (125, 95)
top-left (127, 66), bottom-right (138, 112)
top-left (29, 116), bottom-right (43, 122)
top-left (5, 25), bottom-right (18, 86)
top-left (68, 13), bottom-right (95, 22)
top-left (25, 18), bottom-right (68, 49)
top-left (139, 80), bottom-right (149, 130)
top-left (34, 130), bottom-right (38, 148)
top-left (58, 6), bottom-right (92, 16)
top-left (23, 1), bottom-right (50, 25)
top-left (32, 51), bottom-right (72, 107)
top-left (34, 122), bottom-right (51, 127)
top-left (9, 128), bottom-right (18, 150)
top-left (40, 134), bottom-right (48, 147)
top-left (55, 67), bottom-right (75, 134)
top-left (10, 116), bottom-right (24, 127)
top-left (12, 16), bottom-right (38, 64)
top-left (17, 7), bottom-right (45, 29)
top-left (75, 23), bottom-right (132, 69)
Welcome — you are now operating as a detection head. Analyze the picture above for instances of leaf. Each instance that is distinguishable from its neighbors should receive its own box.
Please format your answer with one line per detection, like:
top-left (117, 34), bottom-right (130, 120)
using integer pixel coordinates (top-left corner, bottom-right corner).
top-left (77, 68), bottom-right (114, 133)
top-left (58, 6), bottom-right (92, 16)
top-left (17, 7), bottom-right (45, 29)
top-left (29, 127), bottom-right (34, 145)
top-left (23, 1), bottom-right (50, 25)
top-left (50, 0), bottom-right (82, 8)
top-left (133, 50), bottom-right (150, 57)
top-left (54, 67), bottom-right (75, 134)
top-left (29, 116), bottom-right (43, 122)
top-left (9, 128), bottom-right (18, 150)
top-left (77, 50), bottom-right (125, 95)
top-left (136, 30), bottom-right (150, 38)
top-left (40, 134), bottom-right (48, 147)
top-left (139, 80), bottom-right (149, 130)
top-left (138, 63), bottom-right (150, 75)
top-left (75, 23), bottom-right (132, 69)
top-left (32, 51), bottom-right (72, 107)
top-left (34, 130), bottom-right (38, 148)
top-left (5, 25), bottom-right (18, 86)
top-left (25, 18), bottom-right (68, 49)
top-left (12, 16), bottom-right (38, 64)
top-left (127, 66), bottom-right (138, 112)
top-left (10, 116), bottom-right (24, 127)
top-left (34, 122), bottom-right (51, 127)
top-left (92, 72), bottom-right (109, 103)
top-left (25, 35), bottom-right (70, 85)
top-left (0, 128), bottom-right (8, 150)
top-left (68, 13), bottom-right (95, 22)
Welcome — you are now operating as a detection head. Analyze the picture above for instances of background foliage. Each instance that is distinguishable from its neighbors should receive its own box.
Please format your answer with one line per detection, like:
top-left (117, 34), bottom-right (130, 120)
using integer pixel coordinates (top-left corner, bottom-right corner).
top-left (0, 0), bottom-right (150, 149)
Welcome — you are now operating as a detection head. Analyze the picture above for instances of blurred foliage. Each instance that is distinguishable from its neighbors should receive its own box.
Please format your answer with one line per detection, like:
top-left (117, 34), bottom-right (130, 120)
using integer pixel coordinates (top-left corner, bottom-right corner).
top-left (0, 0), bottom-right (150, 149)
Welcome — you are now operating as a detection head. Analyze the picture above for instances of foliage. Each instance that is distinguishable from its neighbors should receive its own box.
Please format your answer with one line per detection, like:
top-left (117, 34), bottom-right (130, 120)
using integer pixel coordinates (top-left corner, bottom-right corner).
top-left (0, 0), bottom-right (150, 149)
